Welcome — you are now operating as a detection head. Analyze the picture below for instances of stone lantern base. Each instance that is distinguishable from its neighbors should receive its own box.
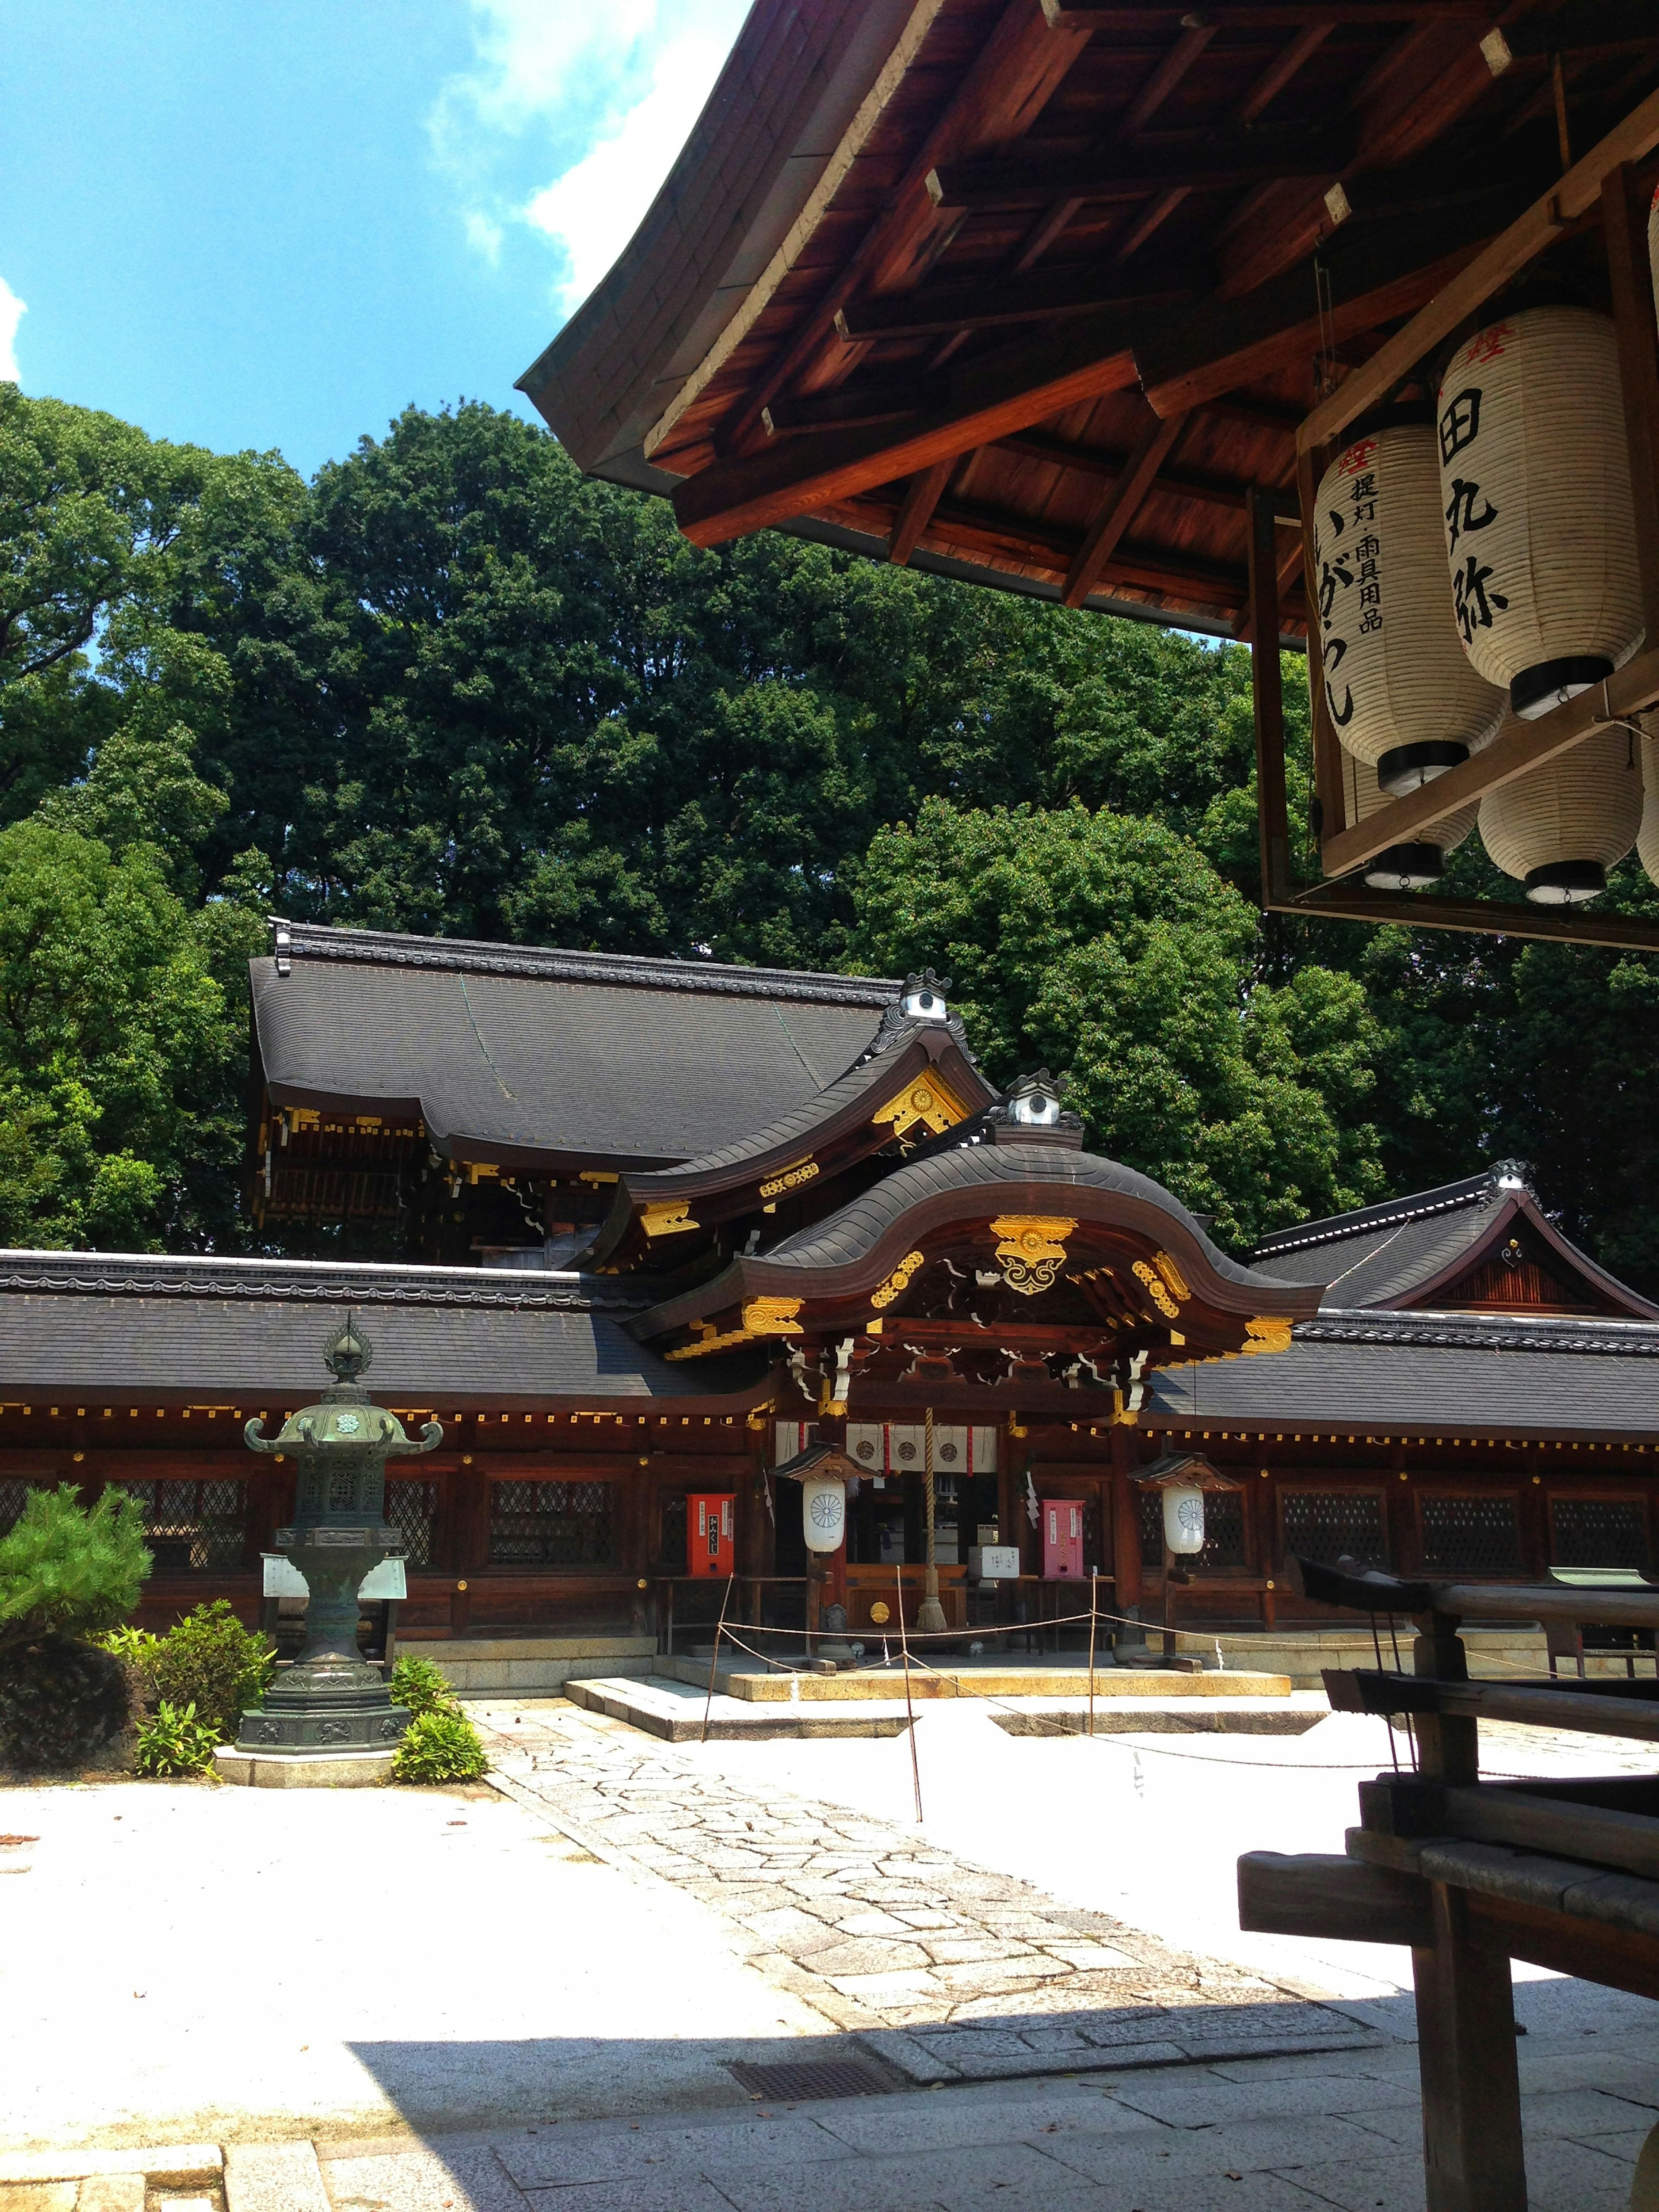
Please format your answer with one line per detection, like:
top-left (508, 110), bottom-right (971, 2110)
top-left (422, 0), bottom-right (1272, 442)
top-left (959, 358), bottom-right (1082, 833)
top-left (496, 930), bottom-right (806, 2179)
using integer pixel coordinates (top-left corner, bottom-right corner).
top-left (213, 1744), bottom-right (397, 1788)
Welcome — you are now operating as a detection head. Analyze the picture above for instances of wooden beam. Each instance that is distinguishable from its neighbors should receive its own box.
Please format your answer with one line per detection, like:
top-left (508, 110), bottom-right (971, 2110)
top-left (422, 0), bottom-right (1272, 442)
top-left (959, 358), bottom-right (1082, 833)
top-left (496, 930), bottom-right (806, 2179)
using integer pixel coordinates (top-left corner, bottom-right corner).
top-left (1319, 648), bottom-right (1659, 876)
top-left (1121, 19), bottom-right (1215, 132)
top-left (917, 493), bottom-right (1248, 604)
top-left (1062, 413), bottom-right (1185, 606)
top-left (1602, 162), bottom-right (1659, 651)
top-left (1237, 21), bottom-right (1332, 124)
top-left (1272, 886), bottom-right (1659, 952)
top-left (928, 127), bottom-right (1355, 211)
top-left (1041, 1), bottom-right (1489, 20)
top-left (888, 459), bottom-right (955, 565)
top-left (1505, 3), bottom-right (1659, 63)
top-left (835, 260), bottom-right (1203, 343)
top-left (1247, 486), bottom-right (1292, 902)
top-left (1299, 82), bottom-right (1659, 455)
top-left (994, 427), bottom-right (1291, 515)
top-left (674, 316), bottom-right (1141, 547)
top-left (723, 0), bottom-right (1094, 456)
top-left (763, 378), bottom-right (949, 435)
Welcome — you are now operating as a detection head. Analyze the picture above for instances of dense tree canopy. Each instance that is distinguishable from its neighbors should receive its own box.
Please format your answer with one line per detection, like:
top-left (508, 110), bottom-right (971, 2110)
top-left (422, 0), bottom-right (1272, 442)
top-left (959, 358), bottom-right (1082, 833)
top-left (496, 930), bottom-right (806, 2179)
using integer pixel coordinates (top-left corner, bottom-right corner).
top-left (0, 387), bottom-right (1653, 1284)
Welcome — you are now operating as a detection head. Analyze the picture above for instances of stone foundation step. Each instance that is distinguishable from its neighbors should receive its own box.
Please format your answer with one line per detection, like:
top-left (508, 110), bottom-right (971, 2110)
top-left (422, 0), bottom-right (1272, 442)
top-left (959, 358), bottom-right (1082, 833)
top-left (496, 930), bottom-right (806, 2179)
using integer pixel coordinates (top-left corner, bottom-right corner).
top-left (1167, 1626), bottom-right (1560, 1691)
top-left (407, 1635), bottom-right (656, 1696)
top-left (563, 1675), bottom-right (915, 1741)
top-left (662, 1659), bottom-right (1292, 1702)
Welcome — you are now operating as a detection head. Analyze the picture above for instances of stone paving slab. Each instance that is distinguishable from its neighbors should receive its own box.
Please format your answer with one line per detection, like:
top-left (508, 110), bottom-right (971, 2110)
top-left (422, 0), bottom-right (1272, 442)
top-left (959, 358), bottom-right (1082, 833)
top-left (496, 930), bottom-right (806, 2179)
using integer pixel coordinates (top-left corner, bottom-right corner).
top-left (473, 1702), bottom-right (1383, 2085)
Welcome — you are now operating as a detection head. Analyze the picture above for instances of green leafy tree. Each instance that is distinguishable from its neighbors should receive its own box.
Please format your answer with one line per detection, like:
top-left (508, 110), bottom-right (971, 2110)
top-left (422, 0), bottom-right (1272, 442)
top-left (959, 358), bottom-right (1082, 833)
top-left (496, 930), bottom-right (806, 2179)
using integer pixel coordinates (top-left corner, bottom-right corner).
top-left (849, 798), bottom-right (1383, 1247)
top-left (0, 1484), bottom-right (151, 1653)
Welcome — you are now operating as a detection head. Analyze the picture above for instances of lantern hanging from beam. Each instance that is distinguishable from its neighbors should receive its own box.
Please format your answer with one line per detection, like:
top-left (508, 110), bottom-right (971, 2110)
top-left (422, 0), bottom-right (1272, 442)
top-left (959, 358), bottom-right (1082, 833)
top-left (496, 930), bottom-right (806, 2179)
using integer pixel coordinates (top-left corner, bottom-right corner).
top-left (1478, 721), bottom-right (1641, 904)
top-left (1437, 307), bottom-right (1642, 721)
top-left (1163, 1484), bottom-right (1206, 1556)
top-left (1638, 729), bottom-right (1659, 888)
top-left (1342, 748), bottom-right (1476, 893)
top-left (801, 1474), bottom-right (845, 1553)
top-left (1314, 421), bottom-right (1504, 795)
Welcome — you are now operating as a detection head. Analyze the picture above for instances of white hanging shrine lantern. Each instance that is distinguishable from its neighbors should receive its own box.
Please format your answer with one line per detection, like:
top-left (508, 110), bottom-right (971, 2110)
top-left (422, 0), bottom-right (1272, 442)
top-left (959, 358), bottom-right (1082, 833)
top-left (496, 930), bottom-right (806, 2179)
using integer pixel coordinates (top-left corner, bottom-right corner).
top-left (1163, 1484), bottom-right (1206, 1556)
top-left (1637, 729), bottom-right (1659, 887)
top-left (1342, 747), bottom-right (1476, 892)
top-left (1478, 719), bottom-right (1641, 903)
top-left (1314, 420), bottom-right (1504, 795)
top-left (801, 1474), bottom-right (846, 1553)
top-left (1436, 306), bottom-right (1643, 721)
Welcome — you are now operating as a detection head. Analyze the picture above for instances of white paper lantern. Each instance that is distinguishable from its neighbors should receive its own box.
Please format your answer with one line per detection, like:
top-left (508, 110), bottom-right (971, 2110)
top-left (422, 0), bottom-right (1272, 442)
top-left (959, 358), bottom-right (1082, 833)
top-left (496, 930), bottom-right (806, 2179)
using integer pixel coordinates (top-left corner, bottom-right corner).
top-left (801, 1475), bottom-right (846, 1553)
top-left (1341, 748), bottom-right (1476, 891)
top-left (1478, 720), bottom-right (1641, 903)
top-left (1638, 730), bottom-right (1659, 887)
top-left (1437, 306), bottom-right (1642, 719)
top-left (1163, 1484), bottom-right (1206, 1556)
top-left (1314, 422), bottom-right (1504, 794)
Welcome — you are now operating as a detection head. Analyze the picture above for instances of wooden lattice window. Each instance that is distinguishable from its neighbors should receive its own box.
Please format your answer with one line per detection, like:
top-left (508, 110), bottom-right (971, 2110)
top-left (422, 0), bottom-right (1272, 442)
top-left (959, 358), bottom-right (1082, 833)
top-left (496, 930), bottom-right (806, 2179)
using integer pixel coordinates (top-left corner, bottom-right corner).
top-left (1420, 1493), bottom-right (1522, 1576)
top-left (121, 1479), bottom-right (249, 1573)
top-left (1281, 1490), bottom-right (1389, 1571)
top-left (1138, 1487), bottom-right (1246, 1570)
top-left (1551, 1497), bottom-right (1650, 1573)
top-left (0, 1478), bottom-right (34, 1537)
top-left (659, 1492), bottom-right (688, 1573)
top-left (489, 1480), bottom-right (616, 1567)
top-left (385, 1480), bottom-right (439, 1568)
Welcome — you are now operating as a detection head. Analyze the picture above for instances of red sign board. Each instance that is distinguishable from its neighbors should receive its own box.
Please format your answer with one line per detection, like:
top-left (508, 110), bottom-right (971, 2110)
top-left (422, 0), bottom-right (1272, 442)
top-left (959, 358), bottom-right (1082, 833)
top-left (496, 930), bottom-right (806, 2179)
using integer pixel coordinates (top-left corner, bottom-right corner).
top-left (687, 1493), bottom-right (735, 1578)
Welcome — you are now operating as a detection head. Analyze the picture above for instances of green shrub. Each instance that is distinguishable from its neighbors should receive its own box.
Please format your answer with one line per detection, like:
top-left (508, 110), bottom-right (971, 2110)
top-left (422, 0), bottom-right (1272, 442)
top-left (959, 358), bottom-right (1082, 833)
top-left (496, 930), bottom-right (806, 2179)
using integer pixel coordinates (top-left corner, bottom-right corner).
top-left (393, 1707), bottom-right (487, 1784)
top-left (133, 1698), bottom-right (219, 1777)
top-left (0, 1634), bottom-right (133, 1772)
top-left (0, 1485), bottom-right (151, 1654)
top-left (97, 1623), bottom-right (162, 1673)
top-left (389, 1653), bottom-right (460, 1719)
top-left (145, 1601), bottom-right (275, 1740)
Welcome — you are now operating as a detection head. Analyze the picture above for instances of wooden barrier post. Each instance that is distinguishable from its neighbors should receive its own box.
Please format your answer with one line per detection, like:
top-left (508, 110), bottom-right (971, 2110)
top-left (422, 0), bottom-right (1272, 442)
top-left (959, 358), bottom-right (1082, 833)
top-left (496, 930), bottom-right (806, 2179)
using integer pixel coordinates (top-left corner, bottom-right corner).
top-left (1409, 1604), bottom-right (1527, 2212)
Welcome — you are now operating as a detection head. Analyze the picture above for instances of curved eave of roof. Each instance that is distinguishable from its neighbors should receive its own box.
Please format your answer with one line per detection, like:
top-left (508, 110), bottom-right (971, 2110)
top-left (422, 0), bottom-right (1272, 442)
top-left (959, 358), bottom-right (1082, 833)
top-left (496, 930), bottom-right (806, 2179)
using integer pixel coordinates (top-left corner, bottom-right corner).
top-left (515, 0), bottom-right (914, 482)
top-left (585, 1026), bottom-right (998, 1262)
top-left (634, 1142), bottom-right (1325, 1336)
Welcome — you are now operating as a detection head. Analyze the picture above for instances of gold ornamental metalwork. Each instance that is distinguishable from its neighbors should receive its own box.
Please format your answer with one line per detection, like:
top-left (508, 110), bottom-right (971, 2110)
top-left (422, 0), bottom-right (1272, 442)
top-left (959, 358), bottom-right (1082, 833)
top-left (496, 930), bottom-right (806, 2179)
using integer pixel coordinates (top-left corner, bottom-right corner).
top-left (989, 1215), bottom-right (1076, 1297)
top-left (871, 1249), bottom-right (925, 1310)
top-left (641, 1199), bottom-right (699, 1238)
top-left (741, 1297), bottom-right (805, 1336)
top-left (759, 1155), bottom-right (819, 1200)
top-left (871, 1074), bottom-right (968, 1140)
top-left (1242, 1316), bottom-right (1294, 1355)
top-left (1154, 1250), bottom-right (1191, 1300)
top-left (1132, 1259), bottom-right (1180, 1319)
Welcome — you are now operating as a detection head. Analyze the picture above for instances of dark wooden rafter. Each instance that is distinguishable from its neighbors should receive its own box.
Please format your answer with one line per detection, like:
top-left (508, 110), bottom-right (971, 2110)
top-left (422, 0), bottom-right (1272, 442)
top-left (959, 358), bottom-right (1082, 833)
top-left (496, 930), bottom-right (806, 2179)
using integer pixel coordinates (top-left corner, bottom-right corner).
top-left (1062, 411), bottom-right (1186, 606)
top-left (993, 428), bottom-right (1291, 516)
top-left (720, 0), bottom-right (1096, 458)
top-left (926, 127), bottom-right (1357, 212)
top-left (834, 260), bottom-right (1205, 343)
top-left (888, 457), bottom-right (957, 565)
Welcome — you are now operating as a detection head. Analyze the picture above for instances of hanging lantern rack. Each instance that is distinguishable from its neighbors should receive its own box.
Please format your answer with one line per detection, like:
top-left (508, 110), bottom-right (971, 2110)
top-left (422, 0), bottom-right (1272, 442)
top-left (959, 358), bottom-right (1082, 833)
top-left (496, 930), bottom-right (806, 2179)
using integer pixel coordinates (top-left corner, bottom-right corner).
top-left (1251, 91), bottom-right (1659, 950)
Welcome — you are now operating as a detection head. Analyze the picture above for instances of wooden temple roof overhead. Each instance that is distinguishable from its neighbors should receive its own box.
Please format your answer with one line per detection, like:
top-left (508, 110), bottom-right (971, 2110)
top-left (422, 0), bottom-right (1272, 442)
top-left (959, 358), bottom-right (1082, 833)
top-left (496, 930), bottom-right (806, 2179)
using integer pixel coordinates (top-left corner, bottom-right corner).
top-left (520, 0), bottom-right (1654, 640)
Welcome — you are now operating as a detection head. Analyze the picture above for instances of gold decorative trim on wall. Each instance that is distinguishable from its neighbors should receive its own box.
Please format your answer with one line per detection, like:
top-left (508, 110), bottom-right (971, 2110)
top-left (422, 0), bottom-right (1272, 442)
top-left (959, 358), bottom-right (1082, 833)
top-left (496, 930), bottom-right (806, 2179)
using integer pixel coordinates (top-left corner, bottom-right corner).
top-left (759, 1156), bottom-right (819, 1200)
top-left (989, 1215), bottom-right (1076, 1297)
top-left (871, 1249), bottom-right (925, 1310)
top-left (641, 1200), bottom-right (699, 1238)
top-left (1132, 1260), bottom-right (1180, 1319)
top-left (1154, 1251), bottom-right (1191, 1300)
top-left (871, 1074), bottom-right (969, 1139)
top-left (1242, 1316), bottom-right (1294, 1355)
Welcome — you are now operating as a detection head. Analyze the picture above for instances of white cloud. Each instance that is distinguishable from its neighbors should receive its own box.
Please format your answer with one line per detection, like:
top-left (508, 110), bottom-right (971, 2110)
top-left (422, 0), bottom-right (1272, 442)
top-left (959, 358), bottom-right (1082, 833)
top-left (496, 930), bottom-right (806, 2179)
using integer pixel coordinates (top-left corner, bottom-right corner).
top-left (0, 277), bottom-right (25, 384)
top-left (433, 0), bottom-right (747, 318)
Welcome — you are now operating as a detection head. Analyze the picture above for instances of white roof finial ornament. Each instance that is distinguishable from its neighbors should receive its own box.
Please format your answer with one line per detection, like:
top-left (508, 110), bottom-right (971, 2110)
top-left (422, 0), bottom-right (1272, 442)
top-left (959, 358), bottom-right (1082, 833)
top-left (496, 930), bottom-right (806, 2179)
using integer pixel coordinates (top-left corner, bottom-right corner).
top-left (900, 969), bottom-right (950, 1022)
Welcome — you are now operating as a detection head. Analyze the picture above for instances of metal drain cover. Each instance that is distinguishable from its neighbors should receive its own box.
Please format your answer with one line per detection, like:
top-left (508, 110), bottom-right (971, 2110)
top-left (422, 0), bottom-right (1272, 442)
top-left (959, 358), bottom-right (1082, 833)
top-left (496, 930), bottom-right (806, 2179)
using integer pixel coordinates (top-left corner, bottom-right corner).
top-left (728, 2057), bottom-right (894, 2102)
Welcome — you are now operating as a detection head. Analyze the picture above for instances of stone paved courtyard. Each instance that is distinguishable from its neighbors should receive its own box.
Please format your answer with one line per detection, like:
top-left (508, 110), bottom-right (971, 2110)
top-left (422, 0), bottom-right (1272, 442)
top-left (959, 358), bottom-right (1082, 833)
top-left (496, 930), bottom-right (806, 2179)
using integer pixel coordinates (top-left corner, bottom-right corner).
top-left (475, 1702), bottom-right (1377, 2079)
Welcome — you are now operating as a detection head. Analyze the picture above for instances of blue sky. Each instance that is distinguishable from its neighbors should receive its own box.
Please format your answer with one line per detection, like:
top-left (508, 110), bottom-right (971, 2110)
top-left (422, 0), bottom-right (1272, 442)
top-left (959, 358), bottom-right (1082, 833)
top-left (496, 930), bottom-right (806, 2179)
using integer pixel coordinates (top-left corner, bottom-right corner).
top-left (0, 0), bottom-right (748, 479)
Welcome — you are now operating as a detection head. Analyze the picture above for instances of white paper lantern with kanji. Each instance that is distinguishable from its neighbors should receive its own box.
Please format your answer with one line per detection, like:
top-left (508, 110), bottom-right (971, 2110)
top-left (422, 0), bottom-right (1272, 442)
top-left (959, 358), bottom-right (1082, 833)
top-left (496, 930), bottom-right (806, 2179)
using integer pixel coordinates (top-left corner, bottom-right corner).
top-left (1638, 730), bottom-right (1659, 887)
top-left (1341, 748), bottom-right (1476, 892)
top-left (1314, 423), bottom-right (1504, 794)
top-left (1436, 307), bottom-right (1642, 720)
top-left (1478, 721), bottom-right (1641, 903)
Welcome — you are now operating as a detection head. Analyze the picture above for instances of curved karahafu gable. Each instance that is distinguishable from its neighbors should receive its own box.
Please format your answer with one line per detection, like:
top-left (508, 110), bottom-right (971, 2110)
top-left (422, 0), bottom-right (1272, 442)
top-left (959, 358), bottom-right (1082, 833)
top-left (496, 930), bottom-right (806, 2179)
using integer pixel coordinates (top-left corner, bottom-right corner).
top-left (631, 1140), bottom-right (1326, 1413)
top-left (584, 1014), bottom-right (998, 1270)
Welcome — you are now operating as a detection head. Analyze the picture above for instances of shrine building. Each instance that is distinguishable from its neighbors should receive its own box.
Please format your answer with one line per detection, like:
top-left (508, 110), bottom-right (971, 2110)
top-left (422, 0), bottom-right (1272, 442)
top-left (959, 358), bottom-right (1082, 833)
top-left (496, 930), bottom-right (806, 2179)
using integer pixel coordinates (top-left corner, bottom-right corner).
top-left (0, 918), bottom-right (1653, 1660)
